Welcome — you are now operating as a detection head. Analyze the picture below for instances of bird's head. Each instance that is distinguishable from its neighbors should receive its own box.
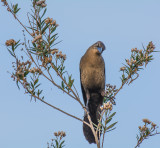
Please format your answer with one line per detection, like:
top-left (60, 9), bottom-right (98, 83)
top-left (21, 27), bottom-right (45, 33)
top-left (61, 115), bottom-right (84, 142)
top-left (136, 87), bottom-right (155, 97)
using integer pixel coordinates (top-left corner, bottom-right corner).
top-left (90, 41), bottom-right (106, 55)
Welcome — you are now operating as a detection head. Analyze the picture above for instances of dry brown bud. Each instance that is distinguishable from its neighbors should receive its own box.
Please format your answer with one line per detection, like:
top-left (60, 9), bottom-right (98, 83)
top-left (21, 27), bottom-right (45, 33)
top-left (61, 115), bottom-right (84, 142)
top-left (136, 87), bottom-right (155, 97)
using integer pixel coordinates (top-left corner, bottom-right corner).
top-left (36, 0), bottom-right (45, 6)
top-left (139, 49), bottom-right (143, 53)
top-left (142, 125), bottom-right (146, 131)
top-left (45, 18), bottom-right (50, 24)
top-left (54, 132), bottom-right (58, 136)
top-left (131, 48), bottom-right (134, 52)
top-left (4, 1), bottom-right (7, 5)
top-left (56, 53), bottom-right (60, 58)
top-left (138, 126), bottom-right (142, 131)
top-left (58, 131), bottom-right (61, 136)
top-left (62, 54), bottom-right (66, 60)
top-left (55, 24), bottom-right (59, 27)
top-left (100, 106), bottom-right (103, 111)
top-left (32, 35), bottom-right (42, 43)
top-left (41, 3), bottom-right (47, 7)
top-left (31, 32), bottom-right (35, 37)
top-left (51, 20), bottom-right (56, 25)
top-left (142, 118), bottom-right (151, 124)
top-left (5, 39), bottom-right (16, 46)
top-left (120, 67), bottom-right (126, 71)
top-left (151, 122), bottom-right (157, 128)
top-left (147, 41), bottom-right (155, 51)
top-left (7, 7), bottom-right (11, 11)
top-left (45, 17), bottom-right (54, 25)
top-left (48, 56), bottom-right (52, 63)
top-left (51, 49), bottom-right (59, 55)
top-left (62, 132), bottom-right (66, 137)
top-left (109, 106), bottom-right (113, 111)
top-left (35, 31), bottom-right (39, 35)
top-left (145, 54), bottom-right (148, 59)
top-left (133, 60), bottom-right (136, 64)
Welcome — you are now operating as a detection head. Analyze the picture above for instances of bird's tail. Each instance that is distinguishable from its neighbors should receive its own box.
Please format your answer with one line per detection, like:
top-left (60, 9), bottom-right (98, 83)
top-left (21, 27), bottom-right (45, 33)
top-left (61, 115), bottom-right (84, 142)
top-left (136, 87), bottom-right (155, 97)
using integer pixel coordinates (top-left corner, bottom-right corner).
top-left (83, 92), bottom-right (103, 144)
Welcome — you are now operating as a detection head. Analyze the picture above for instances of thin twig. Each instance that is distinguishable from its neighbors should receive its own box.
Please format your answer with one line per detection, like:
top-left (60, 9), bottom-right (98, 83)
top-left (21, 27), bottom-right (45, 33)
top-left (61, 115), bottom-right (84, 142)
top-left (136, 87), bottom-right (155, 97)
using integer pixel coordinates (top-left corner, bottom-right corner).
top-left (135, 132), bottom-right (160, 148)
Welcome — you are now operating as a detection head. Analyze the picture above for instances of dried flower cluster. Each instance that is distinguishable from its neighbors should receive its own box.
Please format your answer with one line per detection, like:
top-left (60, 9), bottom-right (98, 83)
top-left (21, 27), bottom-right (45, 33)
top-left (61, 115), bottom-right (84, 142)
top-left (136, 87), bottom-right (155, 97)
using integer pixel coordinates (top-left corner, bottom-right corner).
top-left (36, 0), bottom-right (47, 7)
top-left (45, 17), bottom-right (57, 26)
top-left (120, 66), bottom-right (126, 71)
top-left (32, 34), bottom-right (42, 43)
top-left (120, 42), bottom-right (155, 85)
top-left (136, 118), bottom-right (159, 148)
top-left (142, 118), bottom-right (151, 124)
top-left (44, 17), bottom-right (59, 28)
top-left (11, 60), bottom-right (31, 85)
top-left (100, 101), bottom-right (113, 111)
top-left (54, 131), bottom-right (66, 139)
top-left (51, 49), bottom-right (58, 55)
top-left (5, 39), bottom-right (16, 46)
top-left (29, 67), bottom-right (42, 74)
top-left (104, 84), bottom-right (117, 105)
top-left (1, 0), bottom-right (8, 6)
top-left (56, 51), bottom-right (66, 60)
top-left (47, 131), bottom-right (66, 148)
top-left (11, 59), bottom-right (42, 86)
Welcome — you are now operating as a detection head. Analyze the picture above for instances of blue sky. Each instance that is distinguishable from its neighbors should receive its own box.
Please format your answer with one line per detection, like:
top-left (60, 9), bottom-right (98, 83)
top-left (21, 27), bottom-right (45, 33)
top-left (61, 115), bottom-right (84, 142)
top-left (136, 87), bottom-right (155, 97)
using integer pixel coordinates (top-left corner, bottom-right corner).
top-left (0, 0), bottom-right (160, 148)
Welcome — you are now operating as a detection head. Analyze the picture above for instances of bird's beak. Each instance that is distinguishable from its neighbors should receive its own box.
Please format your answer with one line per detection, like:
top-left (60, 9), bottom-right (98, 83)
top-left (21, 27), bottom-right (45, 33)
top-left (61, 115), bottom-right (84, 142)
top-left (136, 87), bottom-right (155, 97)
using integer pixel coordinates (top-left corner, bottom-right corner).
top-left (97, 47), bottom-right (103, 53)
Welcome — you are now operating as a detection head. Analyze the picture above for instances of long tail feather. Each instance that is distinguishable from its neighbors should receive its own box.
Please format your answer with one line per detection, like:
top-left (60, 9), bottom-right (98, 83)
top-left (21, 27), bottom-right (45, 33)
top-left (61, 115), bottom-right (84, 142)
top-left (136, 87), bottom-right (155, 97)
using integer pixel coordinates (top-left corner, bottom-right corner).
top-left (83, 92), bottom-right (103, 144)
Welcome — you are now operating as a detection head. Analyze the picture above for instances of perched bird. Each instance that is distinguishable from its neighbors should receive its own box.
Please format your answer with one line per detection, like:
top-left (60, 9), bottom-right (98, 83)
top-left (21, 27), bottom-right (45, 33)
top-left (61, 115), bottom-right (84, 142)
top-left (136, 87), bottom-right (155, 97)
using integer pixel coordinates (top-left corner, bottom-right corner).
top-left (80, 41), bottom-right (106, 144)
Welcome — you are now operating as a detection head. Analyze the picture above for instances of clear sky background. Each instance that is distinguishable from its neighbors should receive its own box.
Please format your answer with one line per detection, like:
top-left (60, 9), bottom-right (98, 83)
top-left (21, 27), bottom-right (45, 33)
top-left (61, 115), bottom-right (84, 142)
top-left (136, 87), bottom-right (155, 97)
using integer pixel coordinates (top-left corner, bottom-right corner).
top-left (0, 0), bottom-right (160, 148)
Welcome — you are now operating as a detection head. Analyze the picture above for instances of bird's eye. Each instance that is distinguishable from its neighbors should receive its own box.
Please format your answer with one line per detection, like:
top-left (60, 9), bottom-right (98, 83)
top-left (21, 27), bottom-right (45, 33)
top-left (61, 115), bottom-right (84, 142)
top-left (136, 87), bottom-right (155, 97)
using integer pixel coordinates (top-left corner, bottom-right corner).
top-left (95, 43), bottom-right (100, 47)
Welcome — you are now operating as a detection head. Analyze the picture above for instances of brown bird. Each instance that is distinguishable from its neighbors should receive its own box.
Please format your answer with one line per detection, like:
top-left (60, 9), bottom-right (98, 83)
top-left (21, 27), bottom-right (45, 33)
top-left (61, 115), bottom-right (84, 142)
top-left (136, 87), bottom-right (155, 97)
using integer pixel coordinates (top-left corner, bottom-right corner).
top-left (80, 41), bottom-right (106, 144)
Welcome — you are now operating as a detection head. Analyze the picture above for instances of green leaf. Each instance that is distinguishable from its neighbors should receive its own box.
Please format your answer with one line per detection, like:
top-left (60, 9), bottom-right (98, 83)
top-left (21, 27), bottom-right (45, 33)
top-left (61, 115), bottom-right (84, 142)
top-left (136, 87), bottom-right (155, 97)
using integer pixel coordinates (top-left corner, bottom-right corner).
top-left (61, 81), bottom-right (65, 89)
top-left (108, 112), bottom-right (116, 119)
top-left (42, 24), bottom-right (49, 34)
top-left (106, 118), bottom-right (112, 124)
top-left (31, 82), bottom-right (34, 89)
top-left (35, 83), bottom-right (41, 89)
top-left (7, 48), bottom-right (15, 58)
top-left (49, 38), bottom-right (55, 46)
top-left (24, 71), bottom-right (29, 77)
top-left (55, 139), bottom-right (59, 148)
top-left (34, 78), bottom-right (39, 85)
top-left (106, 127), bottom-right (116, 133)
top-left (51, 26), bottom-right (56, 34)
top-left (50, 33), bottom-right (58, 40)
top-left (16, 80), bottom-right (20, 89)
top-left (11, 45), bottom-right (15, 52)
top-left (60, 140), bottom-right (65, 148)
top-left (106, 122), bottom-right (118, 130)
top-left (41, 8), bottom-right (47, 18)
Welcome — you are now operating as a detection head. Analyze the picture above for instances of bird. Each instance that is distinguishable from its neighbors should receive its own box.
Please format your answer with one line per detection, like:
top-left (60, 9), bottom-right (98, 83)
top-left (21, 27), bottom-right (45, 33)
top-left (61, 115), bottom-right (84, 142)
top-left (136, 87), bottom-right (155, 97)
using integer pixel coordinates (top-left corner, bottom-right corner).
top-left (80, 41), bottom-right (106, 144)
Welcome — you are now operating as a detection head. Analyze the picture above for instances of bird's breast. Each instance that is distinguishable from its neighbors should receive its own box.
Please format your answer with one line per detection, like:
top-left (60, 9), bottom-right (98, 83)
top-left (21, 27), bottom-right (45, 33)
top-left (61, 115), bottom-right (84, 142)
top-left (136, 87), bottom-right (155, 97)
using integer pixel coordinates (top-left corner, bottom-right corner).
top-left (81, 66), bottom-right (105, 90)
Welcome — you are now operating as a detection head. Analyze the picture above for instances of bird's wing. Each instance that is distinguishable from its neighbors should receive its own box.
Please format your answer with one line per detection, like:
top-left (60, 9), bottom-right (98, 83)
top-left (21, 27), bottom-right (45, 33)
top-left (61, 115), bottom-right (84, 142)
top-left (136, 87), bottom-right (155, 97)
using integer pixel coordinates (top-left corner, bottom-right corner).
top-left (80, 69), bottom-right (87, 106)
